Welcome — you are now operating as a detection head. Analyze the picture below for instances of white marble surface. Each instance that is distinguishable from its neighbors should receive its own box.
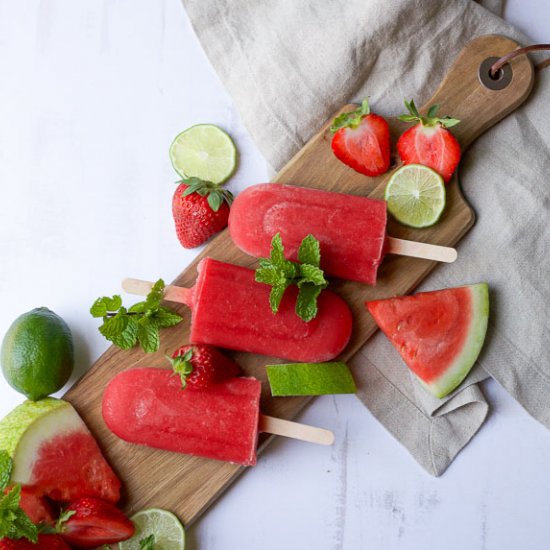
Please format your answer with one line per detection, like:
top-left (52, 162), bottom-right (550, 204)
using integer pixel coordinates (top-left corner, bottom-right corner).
top-left (0, 1), bottom-right (549, 549)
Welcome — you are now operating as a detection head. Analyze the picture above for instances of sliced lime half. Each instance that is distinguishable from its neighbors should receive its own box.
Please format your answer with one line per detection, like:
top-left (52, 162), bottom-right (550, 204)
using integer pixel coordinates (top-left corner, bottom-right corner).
top-left (169, 124), bottom-right (237, 183)
top-left (385, 164), bottom-right (446, 228)
top-left (118, 508), bottom-right (185, 550)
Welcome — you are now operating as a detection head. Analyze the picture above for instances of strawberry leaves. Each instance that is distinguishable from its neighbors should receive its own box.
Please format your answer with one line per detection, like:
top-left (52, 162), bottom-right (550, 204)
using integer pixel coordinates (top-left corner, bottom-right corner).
top-left (140, 535), bottom-right (156, 549)
top-left (256, 234), bottom-right (328, 322)
top-left (0, 452), bottom-right (38, 543)
top-left (166, 349), bottom-right (194, 389)
top-left (180, 177), bottom-right (233, 213)
top-left (330, 98), bottom-right (371, 132)
top-left (90, 279), bottom-right (183, 353)
top-left (399, 98), bottom-right (460, 128)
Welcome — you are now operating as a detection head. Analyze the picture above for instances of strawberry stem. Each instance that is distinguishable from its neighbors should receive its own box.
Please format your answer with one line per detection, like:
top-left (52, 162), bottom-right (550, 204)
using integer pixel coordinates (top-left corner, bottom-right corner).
top-left (398, 98), bottom-right (460, 129)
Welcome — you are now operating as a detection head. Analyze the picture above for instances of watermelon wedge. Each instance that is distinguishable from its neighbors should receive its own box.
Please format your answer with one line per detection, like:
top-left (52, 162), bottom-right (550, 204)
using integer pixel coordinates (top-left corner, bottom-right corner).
top-left (0, 398), bottom-right (121, 503)
top-left (367, 283), bottom-right (489, 398)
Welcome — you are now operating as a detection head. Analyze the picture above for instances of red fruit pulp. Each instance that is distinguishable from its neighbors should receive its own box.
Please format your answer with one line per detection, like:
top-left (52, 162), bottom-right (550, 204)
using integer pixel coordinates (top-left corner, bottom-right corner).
top-left (367, 286), bottom-right (472, 383)
top-left (331, 113), bottom-right (390, 176)
top-left (397, 124), bottom-right (461, 183)
top-left (28, 429), bottom-right (120, 503)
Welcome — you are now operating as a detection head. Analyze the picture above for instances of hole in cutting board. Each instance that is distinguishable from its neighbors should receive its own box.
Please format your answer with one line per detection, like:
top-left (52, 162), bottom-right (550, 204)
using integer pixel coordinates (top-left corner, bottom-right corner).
top-left (478, 56), bottom-right (513, 91)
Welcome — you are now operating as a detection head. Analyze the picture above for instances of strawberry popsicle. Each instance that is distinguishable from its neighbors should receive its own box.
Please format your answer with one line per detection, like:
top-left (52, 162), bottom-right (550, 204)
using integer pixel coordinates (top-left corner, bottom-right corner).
top-left (228, 183), bottom-right (456, 285)
top-left (103, 369), bottom-right (261, 465)
top-left (123, 258), bottom-right (353, 362)
top-left (103, 368), bottom-right (335, 466)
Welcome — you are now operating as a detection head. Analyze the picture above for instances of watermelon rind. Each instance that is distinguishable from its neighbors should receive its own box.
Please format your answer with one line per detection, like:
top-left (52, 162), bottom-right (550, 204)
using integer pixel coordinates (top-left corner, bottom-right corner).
top-left (423, 283), bottom-right (489, 398)
top-left (0, 398), bottom-right (71, 466)
top-left (0, 397), bottom-right (120, 502)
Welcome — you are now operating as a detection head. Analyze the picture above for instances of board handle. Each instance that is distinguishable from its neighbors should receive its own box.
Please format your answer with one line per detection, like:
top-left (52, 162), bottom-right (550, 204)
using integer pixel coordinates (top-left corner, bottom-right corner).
top-left (122, 278), bottom-right (191, 306)
top-left (259, 415), bottom-right (335, 446)
top-left (386, 237), bottom-right (457, 263)
top-left (420, 35), bottom-right (534, 150)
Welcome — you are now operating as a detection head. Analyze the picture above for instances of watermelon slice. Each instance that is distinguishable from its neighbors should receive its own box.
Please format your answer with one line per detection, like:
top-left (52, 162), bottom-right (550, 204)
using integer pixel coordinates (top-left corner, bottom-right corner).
top-left (0, 398), bottom-right (121, 503)
top-left (366, 283), bottom-right (489, 398)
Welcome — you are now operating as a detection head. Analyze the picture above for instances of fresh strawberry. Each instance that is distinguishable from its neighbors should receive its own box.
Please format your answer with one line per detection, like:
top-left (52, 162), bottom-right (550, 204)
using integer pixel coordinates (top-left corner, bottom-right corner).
top-left (397, 99), bottom-right (461, 183)
top-left (172, 177), bottom-right (233, 248)
top-left (330, 98), bottom-right (390, 177)
top-left (167, 344), bottom-right (242, 389)
top-left (0, 535), bottom-right (71, 550)
top-left (58, 497), bottom-right (134, 549)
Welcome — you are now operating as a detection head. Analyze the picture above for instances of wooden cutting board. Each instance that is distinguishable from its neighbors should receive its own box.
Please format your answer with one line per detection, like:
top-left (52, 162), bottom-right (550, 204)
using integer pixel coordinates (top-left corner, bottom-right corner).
top-left (64, 35), bottom-right (533, 526)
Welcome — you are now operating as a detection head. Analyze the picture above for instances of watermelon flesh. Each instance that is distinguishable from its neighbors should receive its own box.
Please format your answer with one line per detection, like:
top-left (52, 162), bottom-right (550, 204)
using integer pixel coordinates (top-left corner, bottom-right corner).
top-left (367, 283), bottom-right (489, 398)
top-left (18, 487), bottom-right (55, 525)
top-left (0, 398), bottom-right (121, 503)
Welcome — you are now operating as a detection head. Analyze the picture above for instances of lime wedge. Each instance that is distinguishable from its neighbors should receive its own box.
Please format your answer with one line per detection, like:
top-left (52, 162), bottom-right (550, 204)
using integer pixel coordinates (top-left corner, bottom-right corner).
top-left (385, 164), bottom-right (446, 228)
top-left (169, 124), bottom-right (237, 183)
top-left (118, 508), bottom-right (185, 550)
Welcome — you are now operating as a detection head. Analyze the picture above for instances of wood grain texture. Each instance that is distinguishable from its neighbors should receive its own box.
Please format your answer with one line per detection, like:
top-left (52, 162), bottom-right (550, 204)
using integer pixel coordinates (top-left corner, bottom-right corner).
top-left (63, 35), bottom-right (533, 526)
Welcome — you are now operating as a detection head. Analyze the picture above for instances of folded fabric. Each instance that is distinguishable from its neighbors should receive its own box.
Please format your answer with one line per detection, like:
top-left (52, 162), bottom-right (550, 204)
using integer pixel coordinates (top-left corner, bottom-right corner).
top-left (182, 0), bottom-right (550, 474)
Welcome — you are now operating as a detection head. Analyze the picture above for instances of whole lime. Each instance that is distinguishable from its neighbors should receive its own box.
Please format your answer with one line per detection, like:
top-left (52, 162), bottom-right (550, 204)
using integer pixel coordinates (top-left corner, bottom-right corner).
top-left (1, 307), bottom-right (74, 400)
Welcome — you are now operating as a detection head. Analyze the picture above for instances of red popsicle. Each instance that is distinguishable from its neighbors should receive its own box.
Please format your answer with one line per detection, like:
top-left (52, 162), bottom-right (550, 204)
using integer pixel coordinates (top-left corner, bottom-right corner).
top-left (228, 183), bottom-right (457, 285)
top-left (102, 368), bottom-right (334, 466)
top-left (103, 369), bottom-right (261, 465)
top-left (123, 258), bottom-right (353, 362)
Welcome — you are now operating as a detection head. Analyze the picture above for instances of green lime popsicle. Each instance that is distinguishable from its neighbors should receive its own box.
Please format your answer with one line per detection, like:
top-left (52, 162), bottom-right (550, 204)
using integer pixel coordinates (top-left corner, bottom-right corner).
top-left (266, 362), bottom-right (356, 396)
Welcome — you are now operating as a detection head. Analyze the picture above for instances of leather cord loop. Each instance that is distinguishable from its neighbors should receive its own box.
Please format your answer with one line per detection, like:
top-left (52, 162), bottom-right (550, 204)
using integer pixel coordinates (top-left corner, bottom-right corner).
top-left (490, 44), bottom-right (550, 76)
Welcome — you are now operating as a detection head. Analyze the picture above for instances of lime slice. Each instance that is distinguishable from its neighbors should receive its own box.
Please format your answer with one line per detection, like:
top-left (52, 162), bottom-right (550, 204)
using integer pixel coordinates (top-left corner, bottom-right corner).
top-left (169, 124), bottom-right (237, 183)
top-left (118, 508), bottom-right (185, 550)
top-left (385, 164), bottom-right (446, 228)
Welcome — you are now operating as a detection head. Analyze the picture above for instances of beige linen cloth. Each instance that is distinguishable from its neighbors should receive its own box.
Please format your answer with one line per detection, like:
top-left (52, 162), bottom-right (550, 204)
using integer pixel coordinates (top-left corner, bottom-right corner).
top-left (182, 0), bottom-right (550, 475)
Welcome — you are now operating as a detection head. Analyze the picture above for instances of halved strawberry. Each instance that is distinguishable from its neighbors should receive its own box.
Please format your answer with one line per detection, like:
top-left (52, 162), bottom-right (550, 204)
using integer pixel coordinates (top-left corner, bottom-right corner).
top-left (167, 344), bottom-right (242, 389)
top-left (397, 99), bottom-right (461, 183)
top-left (58, 497), bottom-right (134, 549)
top-left (0, 535), bottom-right (70, 550)
top-left (330, 98), bottom-right (390, 177)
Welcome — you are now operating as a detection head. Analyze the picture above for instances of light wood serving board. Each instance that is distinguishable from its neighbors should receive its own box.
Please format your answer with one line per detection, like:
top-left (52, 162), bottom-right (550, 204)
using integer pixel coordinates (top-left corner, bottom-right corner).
top-left (64, 35), bottom-right (533, 526)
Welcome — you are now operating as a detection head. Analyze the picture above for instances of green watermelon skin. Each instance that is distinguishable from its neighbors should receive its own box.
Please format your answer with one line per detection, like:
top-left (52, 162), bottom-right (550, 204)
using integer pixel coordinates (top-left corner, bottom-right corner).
top-left (0, 398), bottom-right (121, 503)
top-left (367, 283), bottom-right (489, 398)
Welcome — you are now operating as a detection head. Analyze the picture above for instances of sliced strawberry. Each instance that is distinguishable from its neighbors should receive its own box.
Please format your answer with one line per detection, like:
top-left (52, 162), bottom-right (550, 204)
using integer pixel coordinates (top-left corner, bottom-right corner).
top-left (0, 535), bottom-right (71, 550)
top-left (172, 178), bottom-right (233, 248)
top-left (167, 344), bottom-right (242, 389)
top-left (397, 99), bottom-right (461, 183)
top-left (330, 98), bottom-right (390, 177)
top-left (58, 497), bottom-right (134, 549)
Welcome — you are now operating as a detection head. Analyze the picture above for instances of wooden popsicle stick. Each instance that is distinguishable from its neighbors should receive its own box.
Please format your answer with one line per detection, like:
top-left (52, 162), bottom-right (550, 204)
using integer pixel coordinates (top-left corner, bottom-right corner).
top-left (386, 236), bottom-right (458, 263)
top-left (122, 277), bottom-right (191, 304)
top-left (259, 414), bottom-right (334, 446)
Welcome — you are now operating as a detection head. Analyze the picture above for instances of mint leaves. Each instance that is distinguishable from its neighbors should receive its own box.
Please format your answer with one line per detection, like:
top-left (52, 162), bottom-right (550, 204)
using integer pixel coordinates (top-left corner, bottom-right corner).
top-left (166, 349), bottom-right (194, 389)
top-left (0, 451), bottom-right (38, 543)
top-left (330, 98), bottom-right (371, 132)
top-left (181, 177), bottom-right (234, 212)
top-left (140, 534), bottom-right (156, 549)
top-left (255, 234), bottom-right (328, 322)
top-left (91, 279), bottom-right (183, 353)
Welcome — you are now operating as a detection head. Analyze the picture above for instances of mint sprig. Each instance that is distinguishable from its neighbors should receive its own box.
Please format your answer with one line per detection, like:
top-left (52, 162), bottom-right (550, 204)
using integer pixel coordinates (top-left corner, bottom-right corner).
top-left (255, 234), bottom-right (328, 322)
top-left (0, 451), bottom-right (38, 543)
top-left (180, 177), bottom-right (233, 212)
top-left (90, 279), bottom-right (183, 353)
top-left (166, 349), bottom-right (194, 389)
top-left (140, 534), bottom-right (156, 549)
top-left (398, 98), bottom-right (460, 128)
top-left (330, 98), bottom-right (371, 133)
